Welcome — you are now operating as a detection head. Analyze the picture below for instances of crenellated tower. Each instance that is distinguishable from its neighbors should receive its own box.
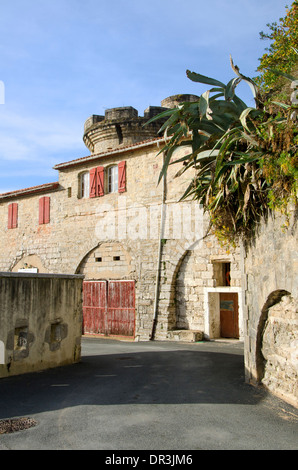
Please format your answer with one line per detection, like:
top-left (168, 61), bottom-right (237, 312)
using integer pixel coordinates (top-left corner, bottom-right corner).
top-left (83, 94), bottom-right (199, 154)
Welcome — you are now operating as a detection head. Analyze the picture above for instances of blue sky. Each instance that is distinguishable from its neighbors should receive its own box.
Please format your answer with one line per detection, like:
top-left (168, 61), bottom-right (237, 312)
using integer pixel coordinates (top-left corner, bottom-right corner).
top-left (0, 0), bottom-right (291, 193)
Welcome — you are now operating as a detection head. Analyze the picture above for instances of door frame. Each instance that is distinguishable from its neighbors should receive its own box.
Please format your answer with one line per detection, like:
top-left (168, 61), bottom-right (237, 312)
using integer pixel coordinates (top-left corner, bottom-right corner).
top-left (204, 287), bottom-right (244, 340)
top-left (219, 292), bottom-right (239, 338)
top-left (82, 280), bottom-right (136, 338)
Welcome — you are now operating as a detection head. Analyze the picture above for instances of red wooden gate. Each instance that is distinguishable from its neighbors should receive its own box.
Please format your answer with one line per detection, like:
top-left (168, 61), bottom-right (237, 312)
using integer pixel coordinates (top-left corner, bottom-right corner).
top-left (83, 280), bottom-right (135, 337)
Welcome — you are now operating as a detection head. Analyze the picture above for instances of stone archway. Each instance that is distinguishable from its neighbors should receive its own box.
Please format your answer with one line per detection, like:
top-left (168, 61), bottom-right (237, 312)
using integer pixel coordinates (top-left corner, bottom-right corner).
top-left (257, 290), bottom-right (297, 406)
top-left (77, 242), bottom-right (136, 338)
top-left (153, 237), bottom-right (208, 340)
top-left (76, 241), bottom-right (132, 280)
top-left (11, 254), bottom-right (48, 273)
top-left (175, 250), bottom-right (206, 331)
top-left (256, 289), bottom-right (291, 383)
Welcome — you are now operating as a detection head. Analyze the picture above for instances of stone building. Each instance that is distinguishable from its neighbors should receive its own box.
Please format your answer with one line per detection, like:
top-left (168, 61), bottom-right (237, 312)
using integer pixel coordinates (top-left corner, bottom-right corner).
top-left (0, 94), bottom-right (296, 407)
top-left (0, 95), bottom-right (243, 344)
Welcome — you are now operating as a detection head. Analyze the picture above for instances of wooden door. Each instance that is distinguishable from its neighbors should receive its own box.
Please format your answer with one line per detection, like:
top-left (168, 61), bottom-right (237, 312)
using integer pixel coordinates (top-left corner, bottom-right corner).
top-left (82, 280), bottom-right (135, 337)
top-left (219, 292), bottom-right (239, 338)
top-left (83, 281), bottom-right (107, 335)
top-left (107, 280), bottom-right (135, 337)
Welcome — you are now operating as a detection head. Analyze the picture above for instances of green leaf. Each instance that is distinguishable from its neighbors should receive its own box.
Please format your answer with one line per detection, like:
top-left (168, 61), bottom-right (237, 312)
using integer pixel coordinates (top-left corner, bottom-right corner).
top-left (230, 56), bottom-right (259, 100)
top-left (199, 90), bottom-right (210, 118)
top-left (209, 100), bottom-right (240, 119)
top-left (269, 68), bottom-right (297, 82)
top-left (271, 101), bottom-right (291, 109)
top-left (186, 70), bottom-right (226, 88)
top-left (239, 107), bottom-right (255, 131)
top-left (158, 109), bottom-right (181, 133)
top-left (144, 108), bottom-right (176, 126)
top-left (232, 94), bottom-right (248, 112)
top-left (157, 148), bottom-right (175, 184)
top-left (225, 77), bottom-right (241, 101)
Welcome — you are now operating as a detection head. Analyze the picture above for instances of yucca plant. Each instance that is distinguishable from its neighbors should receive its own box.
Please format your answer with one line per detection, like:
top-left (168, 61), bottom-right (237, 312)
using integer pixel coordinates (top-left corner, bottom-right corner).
top-left (146, 57), bottom-right (297, 246)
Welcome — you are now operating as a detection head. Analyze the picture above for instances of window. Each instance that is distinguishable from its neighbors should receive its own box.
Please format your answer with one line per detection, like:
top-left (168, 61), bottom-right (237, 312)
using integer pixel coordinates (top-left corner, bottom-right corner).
top-left (108, 165), bottom-right (118, 193)
top-left (88, 161), bottom-right (126, 198)
top-left (8, 203), bottom-right (18, 229)
top-left (79, 172), bottom-right (90, 198)
top-left (39, 196), bottom-right (50, 224)
top-left (213, 261), bottom-right (231, 286)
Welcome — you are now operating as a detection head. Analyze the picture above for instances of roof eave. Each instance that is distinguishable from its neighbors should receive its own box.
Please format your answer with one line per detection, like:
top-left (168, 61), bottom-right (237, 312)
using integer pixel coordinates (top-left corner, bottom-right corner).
top-left (0, 182), bottom-right (60, 201)
top-left (53, 137), bottom-right (165, 171)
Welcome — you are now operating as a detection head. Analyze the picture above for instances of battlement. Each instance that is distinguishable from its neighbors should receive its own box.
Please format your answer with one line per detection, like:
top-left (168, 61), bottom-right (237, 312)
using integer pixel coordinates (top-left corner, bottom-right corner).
top-left (161, 94), bottom-right (199, 108)
top-left (83, 94), bottom-right (199, 154)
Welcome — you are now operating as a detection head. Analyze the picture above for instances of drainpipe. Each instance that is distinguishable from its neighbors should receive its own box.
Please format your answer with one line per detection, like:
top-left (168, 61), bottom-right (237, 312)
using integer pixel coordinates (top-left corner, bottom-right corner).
top-left (150, 151), bottom-right (167, 340)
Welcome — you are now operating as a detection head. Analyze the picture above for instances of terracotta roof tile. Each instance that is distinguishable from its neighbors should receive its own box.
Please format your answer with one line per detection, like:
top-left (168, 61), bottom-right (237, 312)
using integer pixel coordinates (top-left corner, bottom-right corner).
top-left (53, 137), bottom-right (165, 170)
top-left (0, 182), bottom-right (60, 200)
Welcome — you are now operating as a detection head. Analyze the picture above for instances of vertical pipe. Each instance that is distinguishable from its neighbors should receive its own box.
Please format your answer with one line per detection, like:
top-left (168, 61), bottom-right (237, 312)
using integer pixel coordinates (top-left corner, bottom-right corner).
top-left (151, 152), bottom-right (167, 340)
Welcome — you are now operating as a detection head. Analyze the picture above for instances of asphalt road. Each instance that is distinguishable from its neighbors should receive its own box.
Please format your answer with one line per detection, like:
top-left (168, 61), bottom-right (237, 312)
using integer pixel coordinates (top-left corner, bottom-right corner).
top-left (0, 337), bottom-right (297, 451)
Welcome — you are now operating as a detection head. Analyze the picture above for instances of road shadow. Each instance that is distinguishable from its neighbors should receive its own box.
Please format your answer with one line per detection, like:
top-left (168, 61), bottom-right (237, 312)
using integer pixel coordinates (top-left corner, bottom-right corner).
top-left (0, 339), bottom-right (268, 420)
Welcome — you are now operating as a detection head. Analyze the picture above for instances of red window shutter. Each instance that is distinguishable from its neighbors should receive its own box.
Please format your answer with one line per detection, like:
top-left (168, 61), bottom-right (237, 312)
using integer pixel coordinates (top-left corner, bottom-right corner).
top-left (8, 203), bottom-right (18, 229)
top-left (89, 168), bottom-right (97, 198)
top-left (39, 197), bottom-right (50, 224)
top-left (44, 197), bottom-right (50, 224)
top-left (118, 161), bottom-right (126, 193)
top-left (97, 167), bottom-right (105, 197)
top-left (39, 198), bottom-right (44, 224)
top-left (12, 204), bottom-right (18, 228)
top-left (8, 204), bottom-right (13, 229)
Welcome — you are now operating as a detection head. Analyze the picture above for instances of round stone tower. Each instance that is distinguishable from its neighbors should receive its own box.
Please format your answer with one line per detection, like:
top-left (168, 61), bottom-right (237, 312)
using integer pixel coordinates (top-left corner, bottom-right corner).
top-left (161, 94), bottom-right (199, 109)
top-left (83, 94), bottom-right (199, 154)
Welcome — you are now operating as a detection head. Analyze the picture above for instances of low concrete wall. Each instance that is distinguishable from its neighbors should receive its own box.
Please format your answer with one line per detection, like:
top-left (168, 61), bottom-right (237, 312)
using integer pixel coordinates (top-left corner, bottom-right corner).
top-left (0, 272), bottom-right (83, 378)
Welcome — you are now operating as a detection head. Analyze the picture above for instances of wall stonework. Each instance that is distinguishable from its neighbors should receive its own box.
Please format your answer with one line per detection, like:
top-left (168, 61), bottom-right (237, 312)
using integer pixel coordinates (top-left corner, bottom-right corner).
top-left (1, 97), bottom-right (296, 407)
top-left (243, 208), bottom-right (298, 407)
top-left (262, 295), bottom-right (297, 405)
top-left (0, 102), bottom-right (242, 343)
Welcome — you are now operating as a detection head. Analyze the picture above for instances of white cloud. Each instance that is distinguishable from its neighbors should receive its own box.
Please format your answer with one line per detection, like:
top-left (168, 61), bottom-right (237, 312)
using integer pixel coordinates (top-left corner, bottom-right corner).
top-left (0, 0), bottom-right (291, 193)
top-left (0, 109), bottom-right (84, 162)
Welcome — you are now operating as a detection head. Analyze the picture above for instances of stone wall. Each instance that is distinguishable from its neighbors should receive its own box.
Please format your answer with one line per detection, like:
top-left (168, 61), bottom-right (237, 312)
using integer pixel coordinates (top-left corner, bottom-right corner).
top-left (0, 141), bottom-right (242, 342)
top-left (243, 208), bottom-right (298, 407)
top-left (262, 294), bottom-right (297, 405)
top-left (0, 272), bottom-right (83, 378)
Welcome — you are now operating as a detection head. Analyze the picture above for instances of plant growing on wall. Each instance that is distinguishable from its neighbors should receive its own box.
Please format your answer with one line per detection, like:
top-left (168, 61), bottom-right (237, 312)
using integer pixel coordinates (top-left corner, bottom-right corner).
top-left (146, 56), bottom-right (297, 247)
top-left (256, 1), bottom-right (298, 95)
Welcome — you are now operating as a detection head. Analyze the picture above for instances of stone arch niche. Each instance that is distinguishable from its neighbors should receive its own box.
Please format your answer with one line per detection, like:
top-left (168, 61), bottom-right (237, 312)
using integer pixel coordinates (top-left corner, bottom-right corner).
top-left (76, 241), bottom-right (133, 280)
top-left (175, 250), bottom-right (206, 331)
top-left (11, 254), bottom-right (48, 273)
top-left (154, 236), bottom-right (209, 340)
top-left (256, 290), bottom-right (297, 406)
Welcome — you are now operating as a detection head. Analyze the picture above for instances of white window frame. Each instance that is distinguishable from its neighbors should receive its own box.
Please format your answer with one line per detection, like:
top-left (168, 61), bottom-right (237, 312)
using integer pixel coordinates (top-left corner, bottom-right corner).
top-left (79, 172), bottom-right (90, 198)
top-left (107, 165), bottom-right (118, 193)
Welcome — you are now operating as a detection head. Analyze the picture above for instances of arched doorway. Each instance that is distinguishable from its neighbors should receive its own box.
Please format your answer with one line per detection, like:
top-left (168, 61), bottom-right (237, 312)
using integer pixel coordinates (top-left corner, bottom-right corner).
top-left (76, 241), bottom-right (132, 280)
top-left (255, 290), bottom-right (297, 406)
top-left (77, 242), bottom-right (135, 338)
top-left (256, 289), bottom-right (290, 383)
